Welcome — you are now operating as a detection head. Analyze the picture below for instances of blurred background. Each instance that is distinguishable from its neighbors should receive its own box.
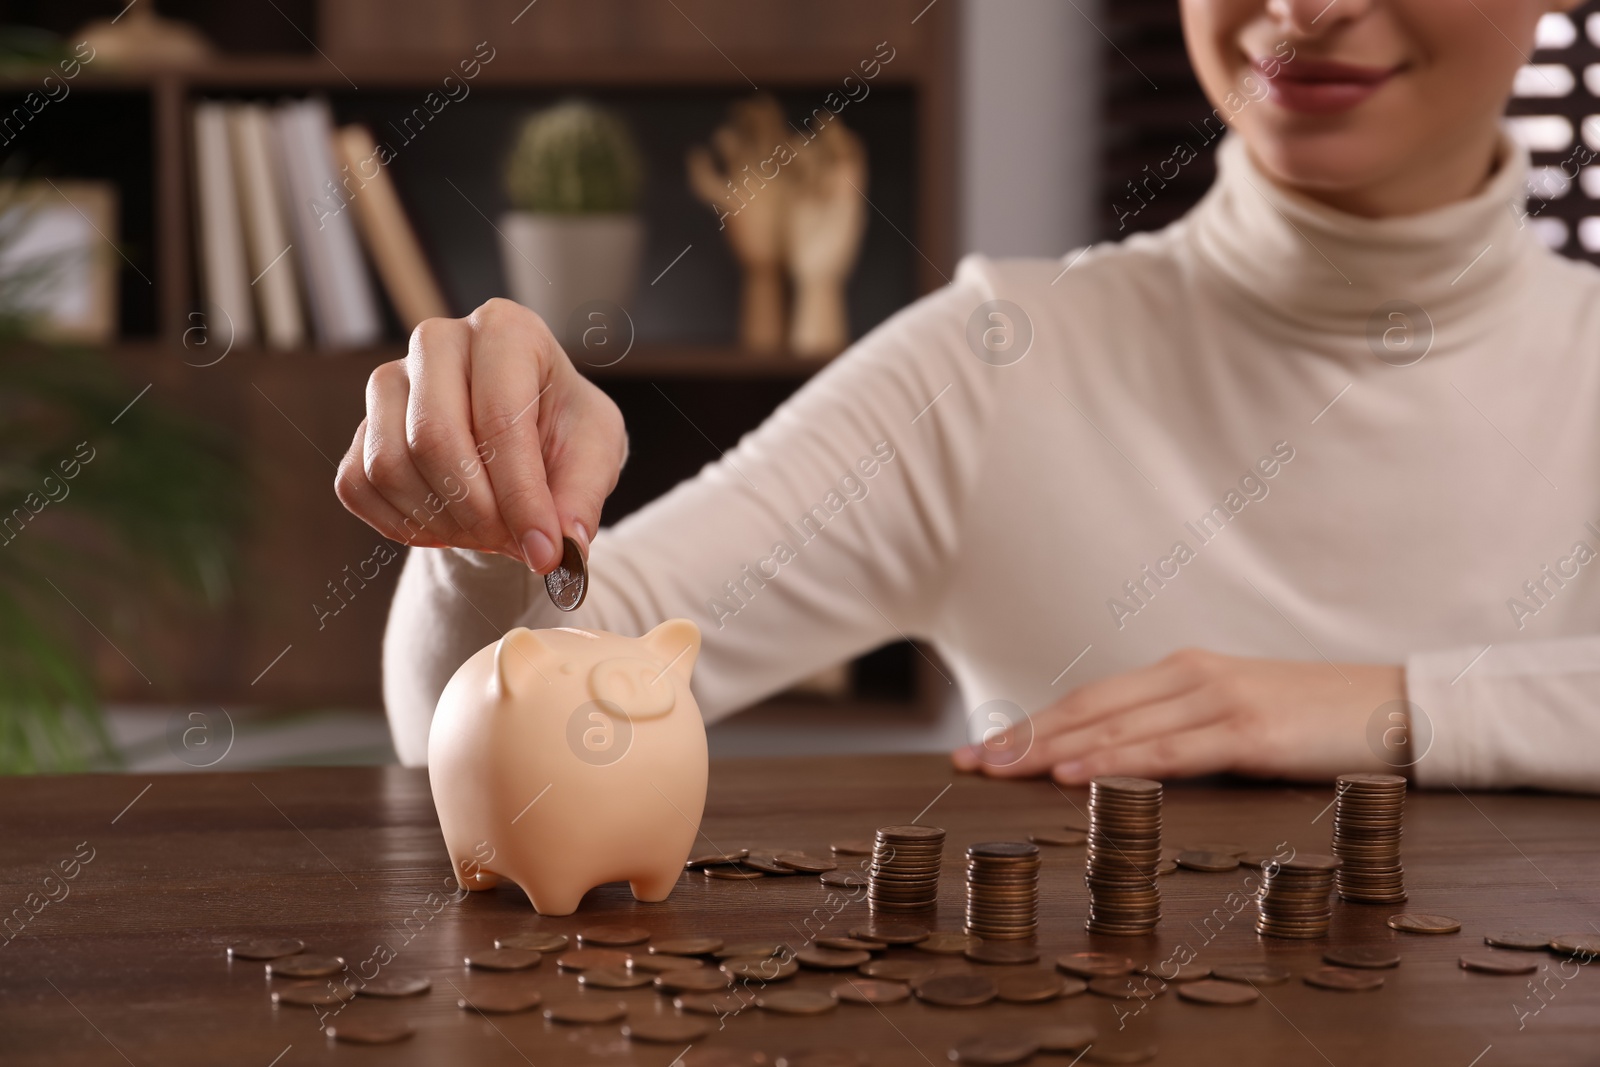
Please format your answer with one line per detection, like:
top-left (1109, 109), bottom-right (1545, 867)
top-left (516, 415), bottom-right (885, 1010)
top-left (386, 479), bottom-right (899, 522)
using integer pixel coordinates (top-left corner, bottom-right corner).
top-left (0, 0), bottom-right (1595, 774)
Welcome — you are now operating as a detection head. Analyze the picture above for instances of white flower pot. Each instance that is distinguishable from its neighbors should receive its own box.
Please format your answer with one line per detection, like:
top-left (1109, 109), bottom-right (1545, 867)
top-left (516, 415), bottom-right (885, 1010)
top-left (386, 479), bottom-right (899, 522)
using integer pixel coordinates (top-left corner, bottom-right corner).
top-left (498, 212), bottom-right (643, 343)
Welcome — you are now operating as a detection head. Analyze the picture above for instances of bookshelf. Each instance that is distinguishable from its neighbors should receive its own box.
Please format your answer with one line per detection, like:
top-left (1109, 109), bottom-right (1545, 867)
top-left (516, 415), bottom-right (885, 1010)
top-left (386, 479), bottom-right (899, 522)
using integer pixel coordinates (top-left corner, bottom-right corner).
top-left (0, 0), bottom-right (957, 721)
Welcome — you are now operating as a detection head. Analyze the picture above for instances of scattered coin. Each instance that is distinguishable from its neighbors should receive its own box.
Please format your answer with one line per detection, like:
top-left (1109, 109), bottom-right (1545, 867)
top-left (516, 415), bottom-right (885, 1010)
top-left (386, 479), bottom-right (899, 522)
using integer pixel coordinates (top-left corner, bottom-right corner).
top-left (716, 940), bottom-right (788, 959)
top-left (859, 957), bottom-right (939, 982)
top-left (1032, 1024), bottom-right (1097, 1053)
top-left (1387, 913), bottom-right (1461, 934)
top-left (1550, 933), bottom-right (1600, 957)
top-left (687, 849), bottom-right (750, 867)
top-left (913, 973), bottom-right (998, 1007)
top-left (915, 932), bottom-right (981, 955)
top-left (1088, 975), bottom-right (1166, 1000)
top-left (706, 866), bottom-right (765, 881)
top-left (623, 1016), bottom-right (711, 1043)
top-left (628, 953), bottom-right (705, 973)
top-left (723, 955), bottom-right (799, 981)
top-left (325, 1017), bottom-right (414, 1045)
top-left (690, 1051), bottom-right (775, 1067)
top-left (1139, 961), bottom-right (1210, 982)
top-left (776, 851), bottom-right (838, 874)
top-left (1029, 830), bottom-right (1086, 846)
top-left (1177, 979), bottom-right (1259, 1005)
top-left (1175, 850), bottom-right (1240, 873)
top-left (744, 853), bottom-right (804, 876)
top-left (1211, 962), bottom-right (1292, 985)
top-left (1484, 931), bottom-right (1554, 952)
top-left (1083, 1037), bottom-right (1158, 1064)
top-left (557, 947), bottom-right (631, 970)
top-left (652, 936), bottom-right (724, 956)
top-left (795, 946), bottom-right (871, 970)
top-left (1056, 952), bottom-right (1136, 979)
top-left (757, 989), bottom-right (838, 1015)
top-left (950, 1032), bottom-right (1040, 1065)
top-left (457, 988), bottom-right (542, 1014)
top-left (356, 974), bottom-right (431, 998)
top-left (870, 825), bottom-right (945, 912)
top-left (832, 839), bottom-right (875, 856)
top-left (1181, 842), bottom-right (1248, 857)
top-left (655, 968), bottom-right (733, 993)
top-left (850, 921), bottom-right (930, 945)
top-left (964, 940), bottom-right (1039, 965)
top-left (544, 536), bottom-right (588, 611)
top-left (465, 947), bottom-right (541, 971)
top-left (1062, 818), bottom-right (1089, 833)
top-left (266, 955), bottom-right (346, 979)
top-left (819, 870), bottom-right (868, 889)
top-left (1323, 946), bottom-right (1400, 970)
top-left (994, 970), bottom-right (1064, 1003)
top-left (227, 938), bottom-right (304, 960)
top-left (544, 999), bottom-right (629, 1024)
top-left (1460, 952), bottom-right (1541, 975)
top-left (1155, 860), bottom-right (1178, 876)
top-left (833, 978), bottom-right (910, 1004)
top-left (675, 991), bottom-right (749, 1015)
top-left (1304, 967), bottom-right (1385, 991)
top-left (578, 966), bottom-right (655, 989)
top-left (1085, 777), bottom-right (1164, 936)
top-left (272, 982), bottom-right (355, 1007)
top-left (816, 937), bottom-right (881, 952)
top-left (497, 931), bottom-right (569, 953)
top-left (578, 924), bottom-right (651, 946)
top-left (1331, 773), bottom-right (1408, 904)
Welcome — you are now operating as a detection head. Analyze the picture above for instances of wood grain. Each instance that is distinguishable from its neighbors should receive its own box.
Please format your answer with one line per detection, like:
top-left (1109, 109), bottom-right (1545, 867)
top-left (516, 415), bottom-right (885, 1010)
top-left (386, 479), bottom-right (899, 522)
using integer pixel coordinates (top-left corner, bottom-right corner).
top-left (2, 756), bottom-right (1596, 1065)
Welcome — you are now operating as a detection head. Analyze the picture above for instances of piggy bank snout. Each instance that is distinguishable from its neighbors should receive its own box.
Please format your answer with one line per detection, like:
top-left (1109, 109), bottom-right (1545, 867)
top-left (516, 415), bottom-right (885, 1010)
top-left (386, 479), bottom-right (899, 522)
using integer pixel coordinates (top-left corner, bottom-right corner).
top-left (589, 657), bottom-right (676, 719)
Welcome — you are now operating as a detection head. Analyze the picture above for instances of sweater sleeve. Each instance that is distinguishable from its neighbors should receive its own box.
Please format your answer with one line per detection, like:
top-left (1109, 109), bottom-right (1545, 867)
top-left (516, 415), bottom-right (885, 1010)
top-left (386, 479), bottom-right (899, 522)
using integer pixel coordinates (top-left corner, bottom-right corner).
top-left (381, 261), bottom-right (1003, 765)
top-left (1407, 634), bottom-right (1600, 793)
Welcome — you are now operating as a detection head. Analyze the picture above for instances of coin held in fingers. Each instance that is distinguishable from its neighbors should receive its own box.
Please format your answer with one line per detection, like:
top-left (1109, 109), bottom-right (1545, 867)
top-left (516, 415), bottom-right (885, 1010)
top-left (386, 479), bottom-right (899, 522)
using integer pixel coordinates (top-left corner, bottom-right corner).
top-left (544, 536), bottom-right (588, 611)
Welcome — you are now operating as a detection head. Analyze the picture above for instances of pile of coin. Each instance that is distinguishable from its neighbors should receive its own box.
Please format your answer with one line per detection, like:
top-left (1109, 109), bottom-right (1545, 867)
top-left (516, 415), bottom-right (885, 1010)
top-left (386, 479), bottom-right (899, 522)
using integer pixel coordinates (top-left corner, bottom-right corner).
top-left (869, 824), bottom-right (946, 912)
top-left (1330, 772), bottom-right (1407, 904)
top-left (964, 841), bottom-right (1040, 941)
top-left (1084, 776), bottom-right (1163, 936)
top-left (1256, 853), bottom-right (1341, 939)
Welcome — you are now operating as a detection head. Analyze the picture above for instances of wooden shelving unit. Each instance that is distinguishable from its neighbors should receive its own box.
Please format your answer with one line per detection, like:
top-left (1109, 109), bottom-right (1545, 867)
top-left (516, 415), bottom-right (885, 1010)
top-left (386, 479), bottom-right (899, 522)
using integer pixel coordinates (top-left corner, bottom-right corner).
top-left (0, 0), bottom-right (957, 717)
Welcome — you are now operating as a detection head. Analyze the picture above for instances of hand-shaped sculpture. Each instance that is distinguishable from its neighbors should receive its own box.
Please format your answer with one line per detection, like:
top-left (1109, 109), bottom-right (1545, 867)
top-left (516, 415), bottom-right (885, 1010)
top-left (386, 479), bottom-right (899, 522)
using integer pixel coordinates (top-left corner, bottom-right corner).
top-left (687, 95), bottom-right (790, 354)
top-left (785, 119), bottom-right (867, 358)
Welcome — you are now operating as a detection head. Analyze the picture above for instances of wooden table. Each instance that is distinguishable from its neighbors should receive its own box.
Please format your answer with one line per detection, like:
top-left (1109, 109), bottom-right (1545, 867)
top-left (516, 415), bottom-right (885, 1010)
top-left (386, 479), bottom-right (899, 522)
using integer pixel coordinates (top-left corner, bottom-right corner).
top-left (3, 755), bottom-right (1597, 1066)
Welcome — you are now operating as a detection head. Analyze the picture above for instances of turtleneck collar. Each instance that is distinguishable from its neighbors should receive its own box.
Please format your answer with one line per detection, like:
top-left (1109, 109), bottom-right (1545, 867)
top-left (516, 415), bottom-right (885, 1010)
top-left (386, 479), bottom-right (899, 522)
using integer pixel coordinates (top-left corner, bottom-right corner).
top-left (1185, 131), bottom-right (1540, 346)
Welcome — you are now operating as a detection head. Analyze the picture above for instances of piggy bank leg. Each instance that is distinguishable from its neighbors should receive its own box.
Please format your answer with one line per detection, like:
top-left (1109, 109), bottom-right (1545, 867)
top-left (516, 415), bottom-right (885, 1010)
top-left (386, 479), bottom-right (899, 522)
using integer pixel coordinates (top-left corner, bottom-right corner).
top-left (629, 865), bottom-right (683, 903)
top-left (446, 843), bottom-right (503, 892)
top-left (514, 873), bottom-right (588, 917)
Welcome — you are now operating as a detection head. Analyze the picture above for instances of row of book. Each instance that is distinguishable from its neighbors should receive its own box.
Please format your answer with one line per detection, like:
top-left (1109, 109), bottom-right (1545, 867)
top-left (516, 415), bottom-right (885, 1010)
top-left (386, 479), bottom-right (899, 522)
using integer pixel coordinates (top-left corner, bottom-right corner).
top-left (192, 97), bottom-right (449, 350)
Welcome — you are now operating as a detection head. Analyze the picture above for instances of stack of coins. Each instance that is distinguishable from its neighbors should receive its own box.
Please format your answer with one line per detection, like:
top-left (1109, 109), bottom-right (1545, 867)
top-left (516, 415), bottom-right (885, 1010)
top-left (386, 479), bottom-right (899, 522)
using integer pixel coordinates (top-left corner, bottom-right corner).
top-left (964, 842), bottom-right (1040, 941)
top-left (869, 825), bottom-right (945, 912)
top-left (1330, 773), bottom-right (1407, 904)
top-left (1084, 777), bottom-right (1163, 936)
top-left (1255, 854), bottom-right (1341, 939)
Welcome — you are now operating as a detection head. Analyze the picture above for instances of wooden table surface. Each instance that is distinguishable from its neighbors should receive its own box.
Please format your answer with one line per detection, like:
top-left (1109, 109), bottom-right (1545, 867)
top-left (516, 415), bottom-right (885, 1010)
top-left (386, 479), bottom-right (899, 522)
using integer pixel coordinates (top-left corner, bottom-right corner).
top-left (3, 755), bottom-right (1597, 1066)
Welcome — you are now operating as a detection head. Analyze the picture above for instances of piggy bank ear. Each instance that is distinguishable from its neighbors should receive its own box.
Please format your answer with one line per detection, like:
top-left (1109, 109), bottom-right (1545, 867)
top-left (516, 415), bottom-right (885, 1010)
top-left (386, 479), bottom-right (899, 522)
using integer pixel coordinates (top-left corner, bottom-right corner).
top-left (640, 619), bottom-right (700, 683)
top-left (492, 628), bottom-right (552, 699)
top-left (589, 658), bottom-right (676, 719)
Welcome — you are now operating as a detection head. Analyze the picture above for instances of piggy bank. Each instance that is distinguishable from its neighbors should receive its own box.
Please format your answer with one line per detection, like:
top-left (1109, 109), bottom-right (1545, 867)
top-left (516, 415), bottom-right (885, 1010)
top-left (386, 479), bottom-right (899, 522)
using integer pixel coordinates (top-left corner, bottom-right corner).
top-left (428, 619), bottom-right (707, 915)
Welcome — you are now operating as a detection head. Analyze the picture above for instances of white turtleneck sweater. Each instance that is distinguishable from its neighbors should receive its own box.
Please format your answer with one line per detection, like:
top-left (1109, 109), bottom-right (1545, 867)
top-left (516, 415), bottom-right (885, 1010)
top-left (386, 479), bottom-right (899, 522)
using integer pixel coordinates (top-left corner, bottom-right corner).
top-left (384, 133), bottom-right (1600, 794)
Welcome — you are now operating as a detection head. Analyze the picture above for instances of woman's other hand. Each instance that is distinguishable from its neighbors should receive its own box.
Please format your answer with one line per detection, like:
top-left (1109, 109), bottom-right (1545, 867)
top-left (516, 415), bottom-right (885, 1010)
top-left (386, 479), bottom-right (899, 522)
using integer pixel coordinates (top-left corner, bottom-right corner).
top-left (335, 298), bottom-right (627, 572)
top-left (951, 649), bottom-right (1406, 784)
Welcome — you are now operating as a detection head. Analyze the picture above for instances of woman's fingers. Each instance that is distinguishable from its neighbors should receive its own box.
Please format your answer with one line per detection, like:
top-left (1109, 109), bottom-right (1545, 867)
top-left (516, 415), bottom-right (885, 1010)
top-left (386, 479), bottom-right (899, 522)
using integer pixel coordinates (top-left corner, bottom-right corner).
top-left (361, 359), bottom-right (477, 548)
top-left (1051, 722), bottom-right (1242, 785)
top-left (542, 384), bottom-right (626, 557)
top-left (977, 689), bottom-right (1226, 779)
top-left (404, 317), bottom-right (516, 556)
top-left (466, 299), bottom-right (563, 572)
top-left (335, 418), bottom-right (447, 548)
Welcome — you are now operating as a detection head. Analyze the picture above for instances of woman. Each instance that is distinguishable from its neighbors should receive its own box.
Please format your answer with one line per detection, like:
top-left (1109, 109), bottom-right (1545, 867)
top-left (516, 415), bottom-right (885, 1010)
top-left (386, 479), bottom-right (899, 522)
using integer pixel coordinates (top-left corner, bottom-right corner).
top-left (337, 0), bottom-right (1600, 792)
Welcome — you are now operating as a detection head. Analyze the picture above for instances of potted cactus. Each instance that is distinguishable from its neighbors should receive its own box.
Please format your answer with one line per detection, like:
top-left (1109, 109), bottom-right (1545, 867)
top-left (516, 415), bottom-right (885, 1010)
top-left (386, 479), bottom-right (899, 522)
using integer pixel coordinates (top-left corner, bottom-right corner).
top-left (500, 101), bottom-right (644, 344)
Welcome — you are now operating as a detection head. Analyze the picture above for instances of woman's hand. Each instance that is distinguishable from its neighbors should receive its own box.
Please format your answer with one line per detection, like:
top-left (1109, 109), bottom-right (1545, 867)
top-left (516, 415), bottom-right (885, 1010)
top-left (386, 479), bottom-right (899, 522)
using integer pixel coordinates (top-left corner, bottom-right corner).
top-left (951, 648), bottom-right (1406, 785)
top-left (335, 298), bottom-right (627, 572)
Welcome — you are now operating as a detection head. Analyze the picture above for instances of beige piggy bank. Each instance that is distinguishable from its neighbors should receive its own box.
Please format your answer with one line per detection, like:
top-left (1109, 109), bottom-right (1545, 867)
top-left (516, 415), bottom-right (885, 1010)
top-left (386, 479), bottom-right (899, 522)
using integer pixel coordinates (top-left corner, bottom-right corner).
top-left (428, 619), bottom-right (706, 916)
